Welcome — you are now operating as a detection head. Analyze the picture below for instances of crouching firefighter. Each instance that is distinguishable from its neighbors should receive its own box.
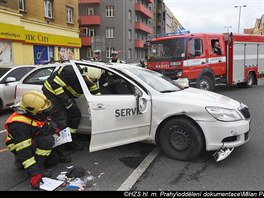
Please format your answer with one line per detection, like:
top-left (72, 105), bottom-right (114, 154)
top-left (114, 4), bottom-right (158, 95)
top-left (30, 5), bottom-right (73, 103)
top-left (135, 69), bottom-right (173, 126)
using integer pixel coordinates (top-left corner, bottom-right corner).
top-left (41, 64), bottom-right (101, 162)
top-left (5, 91), bottom-right (60, 189)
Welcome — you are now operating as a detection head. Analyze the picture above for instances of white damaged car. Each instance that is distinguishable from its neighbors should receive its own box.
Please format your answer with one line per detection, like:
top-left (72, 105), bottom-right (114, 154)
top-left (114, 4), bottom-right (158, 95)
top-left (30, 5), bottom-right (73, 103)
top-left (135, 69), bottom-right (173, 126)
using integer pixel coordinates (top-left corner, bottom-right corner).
top-left (15, 60), bottom-right (250, 161)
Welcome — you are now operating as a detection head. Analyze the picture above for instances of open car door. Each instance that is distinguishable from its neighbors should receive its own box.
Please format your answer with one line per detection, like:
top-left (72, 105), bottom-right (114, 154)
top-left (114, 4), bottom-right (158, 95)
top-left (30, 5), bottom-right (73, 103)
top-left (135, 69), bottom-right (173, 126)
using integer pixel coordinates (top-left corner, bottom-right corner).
top-left (71, 61), bottom-right (152, 152)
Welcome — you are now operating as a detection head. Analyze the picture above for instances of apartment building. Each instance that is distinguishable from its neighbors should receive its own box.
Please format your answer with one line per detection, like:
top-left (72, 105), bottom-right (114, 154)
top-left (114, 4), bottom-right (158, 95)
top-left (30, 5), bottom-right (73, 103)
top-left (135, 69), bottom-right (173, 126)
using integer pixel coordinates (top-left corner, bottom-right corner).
top-left (164, 4), bottom-right (182, 33)
top-left (79, 0), bottom-right (153, 62)
top-left (0, 0), bottom-right (80, 66)
top-left (252, 14), bottom-right (264, 35)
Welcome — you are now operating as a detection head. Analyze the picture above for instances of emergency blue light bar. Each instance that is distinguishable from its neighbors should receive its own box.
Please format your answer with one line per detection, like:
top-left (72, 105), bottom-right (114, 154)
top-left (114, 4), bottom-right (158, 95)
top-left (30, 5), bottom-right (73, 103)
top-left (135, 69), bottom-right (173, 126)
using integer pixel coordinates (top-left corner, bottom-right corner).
top-left (156, 28), bottom-right (190, 38)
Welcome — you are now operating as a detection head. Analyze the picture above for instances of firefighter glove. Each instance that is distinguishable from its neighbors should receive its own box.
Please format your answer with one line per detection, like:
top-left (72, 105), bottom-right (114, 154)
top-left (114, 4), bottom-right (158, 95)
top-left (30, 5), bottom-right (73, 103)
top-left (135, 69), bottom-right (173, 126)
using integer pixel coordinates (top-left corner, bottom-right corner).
top-left (39, 122), bottom-right (60, 136)
top-left (65, 99), bottom-right (74, 110)
top-left (30, 173), bottom-right (43, 189)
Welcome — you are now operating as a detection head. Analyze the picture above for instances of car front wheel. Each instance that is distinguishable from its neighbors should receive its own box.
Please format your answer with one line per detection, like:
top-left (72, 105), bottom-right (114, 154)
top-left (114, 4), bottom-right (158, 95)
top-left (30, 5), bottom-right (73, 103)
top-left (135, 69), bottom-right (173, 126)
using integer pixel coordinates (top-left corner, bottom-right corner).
top-left (158, 118), bottom-right (204, 161)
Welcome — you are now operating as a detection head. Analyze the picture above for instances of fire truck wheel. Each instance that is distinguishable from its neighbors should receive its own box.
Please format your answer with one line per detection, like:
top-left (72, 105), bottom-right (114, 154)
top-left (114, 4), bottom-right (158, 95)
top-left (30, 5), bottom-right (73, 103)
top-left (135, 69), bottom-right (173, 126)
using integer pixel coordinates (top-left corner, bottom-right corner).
top-left (245, 72), bottom-right (254, 88)
top-left (197, 76), bottom-right (214, 91)
top-left (158, 118), bottom-right (204, 161)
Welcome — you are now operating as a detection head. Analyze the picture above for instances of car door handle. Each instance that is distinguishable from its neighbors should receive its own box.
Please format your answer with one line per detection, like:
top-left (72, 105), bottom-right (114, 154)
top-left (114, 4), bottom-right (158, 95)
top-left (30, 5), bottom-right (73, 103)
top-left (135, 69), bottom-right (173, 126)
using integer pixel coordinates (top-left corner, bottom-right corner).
top-left (93, 104), bottom-right (106, 110)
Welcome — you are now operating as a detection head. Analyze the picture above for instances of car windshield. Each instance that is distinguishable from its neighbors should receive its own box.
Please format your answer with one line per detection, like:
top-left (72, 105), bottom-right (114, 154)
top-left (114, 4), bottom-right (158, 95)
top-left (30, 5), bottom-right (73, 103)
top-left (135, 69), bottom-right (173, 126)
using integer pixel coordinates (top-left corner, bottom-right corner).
top-left (125, 67), bottom-right (181, 92)
top-left (148, 38), bottom-right (187, 61)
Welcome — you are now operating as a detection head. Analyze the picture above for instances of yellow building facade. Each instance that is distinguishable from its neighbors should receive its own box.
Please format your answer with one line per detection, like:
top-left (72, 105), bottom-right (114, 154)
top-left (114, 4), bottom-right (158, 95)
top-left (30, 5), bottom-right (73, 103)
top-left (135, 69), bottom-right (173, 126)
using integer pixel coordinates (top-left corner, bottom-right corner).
top-left (0, 0), bottom-right (81, 66)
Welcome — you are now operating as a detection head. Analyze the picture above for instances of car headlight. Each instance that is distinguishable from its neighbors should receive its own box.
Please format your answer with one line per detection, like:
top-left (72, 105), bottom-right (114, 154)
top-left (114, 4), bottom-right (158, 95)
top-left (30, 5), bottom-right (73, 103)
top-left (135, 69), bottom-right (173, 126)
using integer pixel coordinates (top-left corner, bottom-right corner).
top-left (205, 107), bottom-right (243, 122)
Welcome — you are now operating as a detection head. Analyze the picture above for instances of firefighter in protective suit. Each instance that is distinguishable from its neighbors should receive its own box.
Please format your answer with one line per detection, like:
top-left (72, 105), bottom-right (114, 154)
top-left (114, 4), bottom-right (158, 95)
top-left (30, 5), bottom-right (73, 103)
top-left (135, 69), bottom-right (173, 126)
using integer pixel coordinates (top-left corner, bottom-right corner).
top-left (5, 91), bottom-right (59, 189)
top-left (42, 65), bottom-right (101, 162)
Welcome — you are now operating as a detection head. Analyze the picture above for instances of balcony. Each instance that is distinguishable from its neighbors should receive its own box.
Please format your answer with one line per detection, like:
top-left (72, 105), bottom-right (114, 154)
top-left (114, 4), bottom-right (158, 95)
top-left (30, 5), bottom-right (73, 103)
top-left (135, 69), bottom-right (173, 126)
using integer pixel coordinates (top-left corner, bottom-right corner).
top-left (134, 22), bottom-right (153, 34)
top-left (134, 40), bottom-right (144, 48)
top-left (78, 0), bottom-right (100, 4)
top-left (135, 3), bottom-right (153, 19)
top-left (81, 36), bottom-right (92, 46)
top-left (79, 15), bottom-right (101, 25)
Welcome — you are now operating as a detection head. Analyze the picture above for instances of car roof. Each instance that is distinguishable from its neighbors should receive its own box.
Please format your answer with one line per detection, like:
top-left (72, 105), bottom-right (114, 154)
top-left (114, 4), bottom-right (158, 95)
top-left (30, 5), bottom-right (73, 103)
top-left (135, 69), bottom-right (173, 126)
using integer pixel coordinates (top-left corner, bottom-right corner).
top-left (0, 65), bottom-right (37, 80)
top-left (73, 60), bottom-right (138, 70)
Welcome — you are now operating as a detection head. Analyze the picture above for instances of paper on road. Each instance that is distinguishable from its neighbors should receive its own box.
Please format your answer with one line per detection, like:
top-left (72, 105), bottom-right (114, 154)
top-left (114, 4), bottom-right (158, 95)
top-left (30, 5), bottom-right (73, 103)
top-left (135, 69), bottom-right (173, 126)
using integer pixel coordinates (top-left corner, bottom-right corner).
top-left (40, 177), bottom-right (64, 191)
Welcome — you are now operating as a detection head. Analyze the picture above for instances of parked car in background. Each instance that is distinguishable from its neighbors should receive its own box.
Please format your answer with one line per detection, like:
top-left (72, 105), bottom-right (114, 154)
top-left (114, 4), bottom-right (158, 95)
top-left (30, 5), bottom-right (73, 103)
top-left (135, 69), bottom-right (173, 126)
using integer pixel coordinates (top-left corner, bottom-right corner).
top-left (14, 60), bottom-right (250, 161)
top-left (0, 65), bottom-right (36, 112)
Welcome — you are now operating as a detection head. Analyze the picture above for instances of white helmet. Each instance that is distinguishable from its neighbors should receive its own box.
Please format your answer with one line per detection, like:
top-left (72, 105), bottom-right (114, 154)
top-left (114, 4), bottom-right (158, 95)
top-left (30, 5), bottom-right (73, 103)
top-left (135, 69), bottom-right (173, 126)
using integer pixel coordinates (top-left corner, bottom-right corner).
top-left (93, 49), bottom-right (101, 54)
top-left (111, 51), bottom-right (118, 56)
top-left (82, 67), bottom-right (102, 83)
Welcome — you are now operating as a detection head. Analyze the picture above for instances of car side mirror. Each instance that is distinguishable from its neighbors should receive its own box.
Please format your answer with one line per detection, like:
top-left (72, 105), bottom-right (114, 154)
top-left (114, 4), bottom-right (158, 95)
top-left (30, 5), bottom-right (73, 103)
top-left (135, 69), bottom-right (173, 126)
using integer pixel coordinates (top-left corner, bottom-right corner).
top-left (135, 87), bottom-right (148, 114)
top-left (5, 77), bottom-right (16, 83)
top-left (173, 78), bottom-right (189, 88)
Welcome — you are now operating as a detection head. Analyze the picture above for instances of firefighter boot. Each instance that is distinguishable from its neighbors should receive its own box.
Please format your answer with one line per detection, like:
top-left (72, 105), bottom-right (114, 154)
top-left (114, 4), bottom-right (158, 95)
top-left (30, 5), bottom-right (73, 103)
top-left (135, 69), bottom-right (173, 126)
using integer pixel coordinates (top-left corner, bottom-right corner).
top-left (55, 144), bottom-right (72, 163)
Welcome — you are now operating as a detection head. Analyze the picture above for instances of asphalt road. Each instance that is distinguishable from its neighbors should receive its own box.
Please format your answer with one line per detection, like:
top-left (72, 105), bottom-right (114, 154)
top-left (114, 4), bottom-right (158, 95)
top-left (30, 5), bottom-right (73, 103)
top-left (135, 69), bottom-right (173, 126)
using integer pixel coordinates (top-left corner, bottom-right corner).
top-left (0, 80), bottom-right (263, 192)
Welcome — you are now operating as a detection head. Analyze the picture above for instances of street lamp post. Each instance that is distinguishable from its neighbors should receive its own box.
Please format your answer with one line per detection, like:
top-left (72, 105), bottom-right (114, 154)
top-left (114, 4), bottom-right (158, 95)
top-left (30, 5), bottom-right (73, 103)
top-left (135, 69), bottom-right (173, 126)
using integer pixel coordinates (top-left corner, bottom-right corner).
top-left (234, 5), bottom-right (247, 33)
top-left (224, 26), bottom-right (232, 33)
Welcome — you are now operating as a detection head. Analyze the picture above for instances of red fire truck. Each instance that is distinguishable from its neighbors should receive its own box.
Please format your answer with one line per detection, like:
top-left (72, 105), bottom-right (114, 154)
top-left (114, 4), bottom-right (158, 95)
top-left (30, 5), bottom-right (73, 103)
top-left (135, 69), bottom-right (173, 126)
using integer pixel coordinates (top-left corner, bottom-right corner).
top-left (146, 32), bottom-right (264, 91)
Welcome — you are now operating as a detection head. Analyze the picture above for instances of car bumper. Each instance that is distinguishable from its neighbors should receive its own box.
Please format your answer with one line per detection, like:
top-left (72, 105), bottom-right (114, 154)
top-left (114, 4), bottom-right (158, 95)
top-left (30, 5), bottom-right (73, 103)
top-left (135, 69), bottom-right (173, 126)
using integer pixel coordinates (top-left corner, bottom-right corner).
top-left (198, 119), bottom-right (250, 151)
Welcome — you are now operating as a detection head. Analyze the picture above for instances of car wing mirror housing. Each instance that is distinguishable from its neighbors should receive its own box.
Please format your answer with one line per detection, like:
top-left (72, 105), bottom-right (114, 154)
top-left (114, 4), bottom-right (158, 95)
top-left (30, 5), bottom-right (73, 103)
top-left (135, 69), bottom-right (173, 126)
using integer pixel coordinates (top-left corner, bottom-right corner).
top-left (135, 87), bottom-right (148, 114)
top-left (5, 77), bottom-right (17, 83)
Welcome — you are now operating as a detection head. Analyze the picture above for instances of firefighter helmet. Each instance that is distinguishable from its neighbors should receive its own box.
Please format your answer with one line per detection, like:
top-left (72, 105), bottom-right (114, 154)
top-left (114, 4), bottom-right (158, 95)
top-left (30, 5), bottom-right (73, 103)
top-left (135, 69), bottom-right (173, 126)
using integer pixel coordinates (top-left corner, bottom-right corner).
top-left (82, 67), bottom-right (102, 83)
top-left (19, 91), bottom-right (52, 115)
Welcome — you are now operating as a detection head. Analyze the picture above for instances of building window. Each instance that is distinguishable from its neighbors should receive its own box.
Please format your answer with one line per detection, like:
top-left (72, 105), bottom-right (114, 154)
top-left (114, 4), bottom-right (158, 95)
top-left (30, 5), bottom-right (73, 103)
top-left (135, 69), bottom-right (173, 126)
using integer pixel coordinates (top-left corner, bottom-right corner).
top-left (106, 6), bottom-right (114, 17)
top-left (87, 48), bottom-right (92, 59)
top-left (87, 7), bottom-right (94, 15)
top-left (128, 29), bottom-right (132, 41)
top-left (128, 9), bottom-right (132, 20)
top-left (128, 48), bottom-right (132, 59)
top-left (106, 27), bottom-right (114, 38)
top-left (87, 28), bottom-right (95, 36)
top-left (19, 0), bottom-right (25, 11)
top-left (66, 7), bottom-right (73, 24)
top-left (106, 48), bottom-right (115, 58)
top-left (44, 0), bottom-right (53, 18)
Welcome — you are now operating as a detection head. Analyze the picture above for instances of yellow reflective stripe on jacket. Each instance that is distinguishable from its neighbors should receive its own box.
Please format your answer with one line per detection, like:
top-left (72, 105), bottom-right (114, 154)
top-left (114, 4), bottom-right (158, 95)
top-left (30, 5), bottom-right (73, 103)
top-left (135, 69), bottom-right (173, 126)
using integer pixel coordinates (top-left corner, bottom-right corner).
top-left (22, 156), bottom-right (36, 169)
top-left (65, 86), bottom-right (82, 98)
top-left (44, 81), bottom-right (64, 95)
top-left (69, 127), bottom-right (77, 134)
top-left (9, 116), bottom-right (38, 126)
top-left (57, 66), bottom-right (64, 74)
top-left (6, 143), bottom-right (15, 151)
top-left (89, 84), bottom-right (97, 92)
top-left (5, 113), bottom-right (45, 128)
top-left (54, 87), bottom-right (64, 95)
top-left (44, 75), bottom-right (82, 98)
top-left (6, 134), bottom-right (12, 141)
top-left (15, 138), bottom-right (32, 152)
top-left (44, 81), bottom-right (54, 93)
top-left (35, 148), bottom-right (51, 156)
top-left (54, 76), bottom-right (66, 87)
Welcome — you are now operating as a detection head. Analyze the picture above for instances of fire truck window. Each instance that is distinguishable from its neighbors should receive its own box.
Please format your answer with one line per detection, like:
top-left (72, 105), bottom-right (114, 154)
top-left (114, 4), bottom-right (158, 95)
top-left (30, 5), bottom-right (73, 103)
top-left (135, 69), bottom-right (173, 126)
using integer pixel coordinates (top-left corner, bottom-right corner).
top-left (189, 39), bottom-right (203, 58)
top-left (211, 39), bottom-right (222, 55)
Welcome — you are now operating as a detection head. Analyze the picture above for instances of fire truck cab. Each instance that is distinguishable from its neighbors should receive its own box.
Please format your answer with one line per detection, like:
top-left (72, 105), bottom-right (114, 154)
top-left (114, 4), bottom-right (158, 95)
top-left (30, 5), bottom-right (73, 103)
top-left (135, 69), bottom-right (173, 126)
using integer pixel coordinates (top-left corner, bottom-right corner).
top-left (146, 32), bottom-right (264, 91)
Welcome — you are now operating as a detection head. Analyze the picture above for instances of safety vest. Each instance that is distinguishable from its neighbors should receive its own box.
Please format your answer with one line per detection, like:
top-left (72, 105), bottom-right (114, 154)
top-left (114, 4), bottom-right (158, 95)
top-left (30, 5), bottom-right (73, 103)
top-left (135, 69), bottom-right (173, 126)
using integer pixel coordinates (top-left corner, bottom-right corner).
top-left (5, 112), bottom-right (45, 149)
top-left (109, 59), bottom-right (123, 63)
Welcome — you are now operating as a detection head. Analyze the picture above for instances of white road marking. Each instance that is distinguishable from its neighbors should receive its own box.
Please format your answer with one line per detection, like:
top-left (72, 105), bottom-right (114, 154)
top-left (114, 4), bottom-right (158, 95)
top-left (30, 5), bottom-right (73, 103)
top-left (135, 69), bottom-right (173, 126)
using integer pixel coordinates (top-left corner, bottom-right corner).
top-left (0, 130), bottom-right (6, 134)
top-left (117, 146), bottom-right (160, 191)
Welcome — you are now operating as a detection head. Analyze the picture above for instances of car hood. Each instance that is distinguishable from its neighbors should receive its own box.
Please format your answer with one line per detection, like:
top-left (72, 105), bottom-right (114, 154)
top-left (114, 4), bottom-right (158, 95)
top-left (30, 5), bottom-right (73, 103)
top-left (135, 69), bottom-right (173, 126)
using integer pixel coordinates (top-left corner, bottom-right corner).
top-left (164, 87), bottom-right (241, 108)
